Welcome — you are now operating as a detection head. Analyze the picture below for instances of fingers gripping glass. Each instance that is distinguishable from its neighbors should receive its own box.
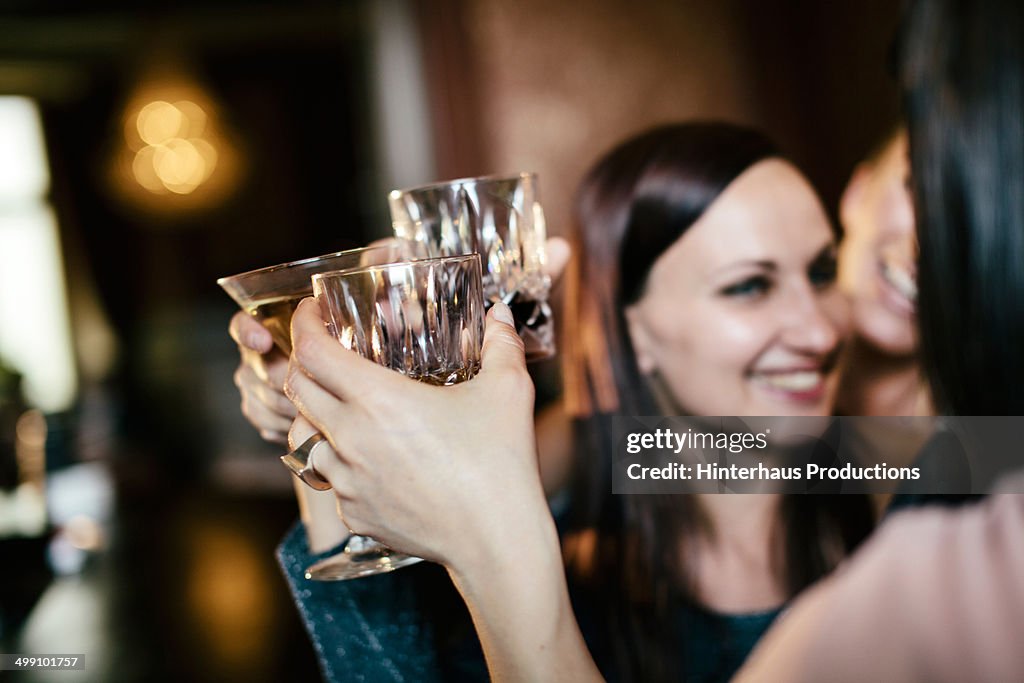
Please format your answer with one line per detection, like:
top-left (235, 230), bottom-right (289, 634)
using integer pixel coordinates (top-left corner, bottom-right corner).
top-left (280, 433), bottom-right (332, 491)
top-left (296, 254), bottom-right (486, 581)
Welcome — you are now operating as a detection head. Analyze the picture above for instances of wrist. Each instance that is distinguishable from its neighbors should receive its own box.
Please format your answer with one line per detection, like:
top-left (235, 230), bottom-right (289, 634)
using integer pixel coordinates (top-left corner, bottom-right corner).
top-left (444, 495), bottom-right (601, 682)
top-left (447, 489), bottom-right (562, 594)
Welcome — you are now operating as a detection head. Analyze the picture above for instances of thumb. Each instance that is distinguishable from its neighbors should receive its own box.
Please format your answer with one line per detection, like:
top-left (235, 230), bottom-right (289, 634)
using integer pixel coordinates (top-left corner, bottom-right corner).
top-left (479, 302), bottom-right (527, 377)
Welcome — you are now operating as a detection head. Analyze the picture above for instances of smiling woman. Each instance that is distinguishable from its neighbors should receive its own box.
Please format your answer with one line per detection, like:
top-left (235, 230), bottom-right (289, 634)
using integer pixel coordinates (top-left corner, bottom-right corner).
top-left (835, 129), bottom-right (933, 416)
top-left (839, 130), bottom-right (917, 355)
top-left (624, 159), bottom-right (846, 416)
top-left (555, 122), bottom-right (873, 682)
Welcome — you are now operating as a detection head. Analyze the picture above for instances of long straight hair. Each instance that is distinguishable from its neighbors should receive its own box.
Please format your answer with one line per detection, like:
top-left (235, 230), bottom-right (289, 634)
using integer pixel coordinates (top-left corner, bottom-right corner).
top-left (561, 123), bottom-right (874, 682)
top-left (899, 0), bottom-right (1024, 415)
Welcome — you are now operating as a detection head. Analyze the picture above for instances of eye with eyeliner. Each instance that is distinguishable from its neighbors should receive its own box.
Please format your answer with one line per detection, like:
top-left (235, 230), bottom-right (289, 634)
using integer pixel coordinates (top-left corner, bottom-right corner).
top-left (808, 252), bottom-right (838, 288)
top-left (719, 274), bottom-right (772, 298)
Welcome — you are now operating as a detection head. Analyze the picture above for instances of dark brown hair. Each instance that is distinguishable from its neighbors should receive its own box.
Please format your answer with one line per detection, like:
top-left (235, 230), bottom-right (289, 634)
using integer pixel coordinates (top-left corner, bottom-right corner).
top-left (899, 0), bottom-right (1024, 415)
top-left (560, 122), bottom-right (874, 681)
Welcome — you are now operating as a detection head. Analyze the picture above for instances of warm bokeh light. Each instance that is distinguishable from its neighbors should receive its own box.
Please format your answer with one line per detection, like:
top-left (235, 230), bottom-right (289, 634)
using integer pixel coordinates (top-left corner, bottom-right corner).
top-left (186, 525), bottom-right (278, 675)
top-left (136, 100), bottom-right (184, 146)
top-left (130, 144), bottom-right (163, 192)
top-left (174, 99), bottom-right (208, 138)
top-left (127, 97), bottom-right (219, 196)
top-left (15, 408), bottom-right (47, 450)
top-left (8, 409), bottom-right (47, 537)
top-left (108, 71), bottom-right (243, 214)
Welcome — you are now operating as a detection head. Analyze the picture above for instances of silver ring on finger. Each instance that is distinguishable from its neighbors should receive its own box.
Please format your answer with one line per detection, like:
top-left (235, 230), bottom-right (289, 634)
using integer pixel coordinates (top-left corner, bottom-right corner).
top-left (280, 433), bottom-right (334, 491)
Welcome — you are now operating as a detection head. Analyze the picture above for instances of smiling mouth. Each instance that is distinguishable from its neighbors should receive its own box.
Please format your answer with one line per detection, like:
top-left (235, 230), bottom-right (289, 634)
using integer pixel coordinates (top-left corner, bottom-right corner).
top-left (749, 348), bottom-right (841, 402)
top-left (753, 371), bottom-right (823, 392)
top-left (749, 368), bottom-right (834, 405)
top-left (880, 257), bottom-right (918, 304)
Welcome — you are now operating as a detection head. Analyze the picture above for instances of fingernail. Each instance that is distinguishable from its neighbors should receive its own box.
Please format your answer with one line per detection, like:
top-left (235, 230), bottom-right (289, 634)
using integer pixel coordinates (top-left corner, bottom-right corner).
top-left (246, 332), bottom-right (263, 349)
top-left (491, 301), bottom-right (514, 326)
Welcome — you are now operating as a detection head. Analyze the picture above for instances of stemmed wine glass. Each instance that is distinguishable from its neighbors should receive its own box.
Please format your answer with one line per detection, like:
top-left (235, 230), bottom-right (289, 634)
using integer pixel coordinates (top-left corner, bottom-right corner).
top-left (217, 242), bottom-right (422, 562)
top-left (217, 242), bottom-right (418, 353)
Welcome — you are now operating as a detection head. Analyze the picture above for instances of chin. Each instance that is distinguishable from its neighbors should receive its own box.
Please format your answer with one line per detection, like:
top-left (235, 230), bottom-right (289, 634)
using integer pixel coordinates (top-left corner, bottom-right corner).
top-left (860, 320), bottom-right (917, 356)
top-left (855, 305), bottom-right (917, 356)
top-left (748, 392), bottom-right (835, 417)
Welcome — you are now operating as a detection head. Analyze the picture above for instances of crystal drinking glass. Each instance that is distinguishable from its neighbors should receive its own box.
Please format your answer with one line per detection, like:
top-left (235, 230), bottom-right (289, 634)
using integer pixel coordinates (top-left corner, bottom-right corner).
top-left (300, 253), bottom-right (486, 580)
top-left (388, 173), bottom-right (554, 360)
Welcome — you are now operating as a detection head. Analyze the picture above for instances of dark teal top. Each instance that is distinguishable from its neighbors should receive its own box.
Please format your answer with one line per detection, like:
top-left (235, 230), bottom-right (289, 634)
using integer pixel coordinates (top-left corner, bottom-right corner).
top-left (568, 580), bottom-right (782, 682)
top-left (277, 522), bottom-right (487, 682)
top-left (279, 522), bottom-right (780, 682)
top-left (277, 523), bottom-right (440, 682)
top-left (677, 604), bottom-right (782, 682)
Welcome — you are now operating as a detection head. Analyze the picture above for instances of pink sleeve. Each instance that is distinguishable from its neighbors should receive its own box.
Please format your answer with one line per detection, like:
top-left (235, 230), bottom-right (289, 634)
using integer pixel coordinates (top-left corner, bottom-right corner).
top-left (735, 479), bottom-right (1024, 682)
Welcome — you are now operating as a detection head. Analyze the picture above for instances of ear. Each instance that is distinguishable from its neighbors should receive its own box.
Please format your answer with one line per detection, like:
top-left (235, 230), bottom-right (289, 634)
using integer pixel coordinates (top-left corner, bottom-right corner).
top-left (624, 305), bottom-right (657, 375)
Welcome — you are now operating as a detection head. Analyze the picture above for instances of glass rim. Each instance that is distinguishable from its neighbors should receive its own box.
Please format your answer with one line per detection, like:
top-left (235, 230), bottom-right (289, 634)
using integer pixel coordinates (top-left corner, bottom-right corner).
top-left (216, 243), bottom-right (400, 287)
top-left (388, 171), bottom-right (536, 198)
top-left (310, 253), bottom-right (481, 286)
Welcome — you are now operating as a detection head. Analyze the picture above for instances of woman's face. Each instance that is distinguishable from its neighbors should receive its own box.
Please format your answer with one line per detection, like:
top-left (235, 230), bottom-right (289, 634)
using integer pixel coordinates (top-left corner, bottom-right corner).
top-left (838, 131), bottom-right (918, 355)
top-left (625, 159), bottom-right (847, 417)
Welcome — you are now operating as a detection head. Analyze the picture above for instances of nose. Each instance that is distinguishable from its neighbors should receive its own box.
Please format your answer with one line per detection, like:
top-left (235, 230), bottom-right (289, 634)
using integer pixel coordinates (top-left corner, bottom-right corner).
top-left (780, 285), bottom-right (845, 356)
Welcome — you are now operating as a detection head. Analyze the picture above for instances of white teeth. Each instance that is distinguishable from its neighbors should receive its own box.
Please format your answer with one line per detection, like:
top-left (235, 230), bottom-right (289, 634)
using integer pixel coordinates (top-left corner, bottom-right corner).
top-left (882, 261), bottom-right (918, 301)
top-left (756, 371), bottom-right (821, 392)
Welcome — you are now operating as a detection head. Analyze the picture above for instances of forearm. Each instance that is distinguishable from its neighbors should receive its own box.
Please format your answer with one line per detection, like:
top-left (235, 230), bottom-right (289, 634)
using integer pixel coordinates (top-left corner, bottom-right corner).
top-left (447, 502), bottom-right (603, 683)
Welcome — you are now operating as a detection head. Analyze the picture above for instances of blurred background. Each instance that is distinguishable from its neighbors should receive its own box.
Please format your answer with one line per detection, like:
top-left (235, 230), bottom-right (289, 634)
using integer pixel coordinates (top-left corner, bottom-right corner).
top-left (0, 0), bottom-right (901, 680)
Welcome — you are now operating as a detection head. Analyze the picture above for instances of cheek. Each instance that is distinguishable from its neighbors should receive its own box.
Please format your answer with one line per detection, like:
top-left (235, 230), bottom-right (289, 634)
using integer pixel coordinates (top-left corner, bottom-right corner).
top-left (838, 233), bottom-right (876, 294)
top-left (819, 290), bottom-right (853, 339)
top-left (644, 305), bottom-right (773, 388)
top-left (855, 305), bottom-right (917, 355)
top-left (879, 186), bottom-right (916, 239)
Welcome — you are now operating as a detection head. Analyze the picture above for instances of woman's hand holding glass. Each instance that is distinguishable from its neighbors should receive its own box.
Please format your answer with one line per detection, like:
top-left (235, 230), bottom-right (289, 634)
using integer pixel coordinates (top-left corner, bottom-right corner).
top-left (222, 240), bottom-right (421, 444)
top-left (226, 237), bottom-right (570, 568)
top-left (285, 297), bottom-right (599, 679)
top-left (230, 237), bottom-right (570, 446)
top-left (229, 312), bottom-right (295, 444)
top-left (283, 297), bottom-right (547, 568)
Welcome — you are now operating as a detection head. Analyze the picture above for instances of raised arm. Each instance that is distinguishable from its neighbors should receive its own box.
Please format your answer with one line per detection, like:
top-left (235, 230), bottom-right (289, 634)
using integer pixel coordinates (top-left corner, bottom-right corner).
top-left (285, 298), bottom-right (602, 682)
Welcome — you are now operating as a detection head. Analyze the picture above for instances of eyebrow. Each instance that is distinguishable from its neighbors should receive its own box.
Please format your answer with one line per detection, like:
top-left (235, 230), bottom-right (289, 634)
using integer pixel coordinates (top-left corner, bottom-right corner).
top-left (710, 242), bottom-right (836, 278)
top-left (710, 260), bottom-right (777, 278)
